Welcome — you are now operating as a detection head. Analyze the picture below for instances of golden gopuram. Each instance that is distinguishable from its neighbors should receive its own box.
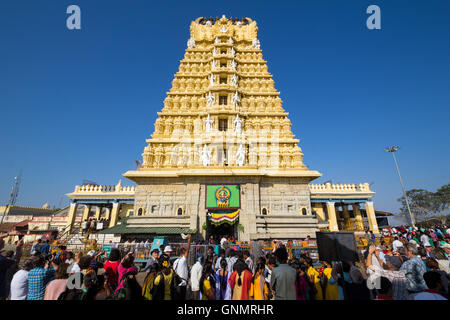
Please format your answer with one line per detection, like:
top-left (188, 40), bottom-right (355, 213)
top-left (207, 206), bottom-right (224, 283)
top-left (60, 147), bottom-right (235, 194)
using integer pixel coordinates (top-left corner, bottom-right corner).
top-left (63, 16), bottom-right (385, 242)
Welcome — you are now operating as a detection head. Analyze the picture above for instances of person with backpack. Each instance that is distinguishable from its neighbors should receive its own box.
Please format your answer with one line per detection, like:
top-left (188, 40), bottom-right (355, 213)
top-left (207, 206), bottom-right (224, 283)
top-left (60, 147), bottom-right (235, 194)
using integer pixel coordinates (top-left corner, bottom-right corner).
top-left (152, 255), bottom-right (182, 300)
top-left (113, 271), bottom-right (143, 300)
top-left (142, 263), bottom-right (159, 300)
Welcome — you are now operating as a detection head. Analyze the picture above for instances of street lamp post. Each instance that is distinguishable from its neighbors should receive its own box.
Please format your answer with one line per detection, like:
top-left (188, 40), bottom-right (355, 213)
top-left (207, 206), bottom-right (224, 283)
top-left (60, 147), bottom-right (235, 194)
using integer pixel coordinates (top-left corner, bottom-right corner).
top-left (384, 146), bottom-right (416, 227)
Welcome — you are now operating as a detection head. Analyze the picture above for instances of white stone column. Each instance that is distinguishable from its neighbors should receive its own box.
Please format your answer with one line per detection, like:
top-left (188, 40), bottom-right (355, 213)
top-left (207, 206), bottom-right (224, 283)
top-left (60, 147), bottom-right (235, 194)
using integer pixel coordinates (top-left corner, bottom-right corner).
top-left (365, 201), bottom-right (379, 234)
top-left (326, 201), bottom-right (339, 231)
top-left (95, 206), bottom-right (102, 220)
top-left (66, 202), bottom-right (78, 233)
top-left (82, 205), bottom-right (91, 222)
top-left (110, 202), bottom-right (121, 227)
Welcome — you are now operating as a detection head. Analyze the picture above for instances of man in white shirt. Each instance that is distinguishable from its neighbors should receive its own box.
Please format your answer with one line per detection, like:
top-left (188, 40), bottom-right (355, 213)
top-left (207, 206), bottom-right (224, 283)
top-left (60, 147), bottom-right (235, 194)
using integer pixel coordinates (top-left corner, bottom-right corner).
top-left (225, 249), bottom-right (238, 273)
top-left (414, 271), bottom-right (447, 300)
top-left (220, 236), bottom-right (228, 250)
top-left (392, 236), bottom-right (404, 252)
top-left (190, 256), bottom-right (203, 300)
top-left (9, 259), bottom-right (33, 300)
top-left (173, 234), bottom-right (191, 299)
top-left (420, 232), bottom-right (430, 247)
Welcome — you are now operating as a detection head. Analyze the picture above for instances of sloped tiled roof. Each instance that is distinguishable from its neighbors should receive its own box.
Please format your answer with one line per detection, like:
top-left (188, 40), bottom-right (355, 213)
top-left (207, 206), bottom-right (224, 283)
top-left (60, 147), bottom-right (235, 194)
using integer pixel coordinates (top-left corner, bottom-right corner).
top-left (98, 224), bottom-right (195, 235)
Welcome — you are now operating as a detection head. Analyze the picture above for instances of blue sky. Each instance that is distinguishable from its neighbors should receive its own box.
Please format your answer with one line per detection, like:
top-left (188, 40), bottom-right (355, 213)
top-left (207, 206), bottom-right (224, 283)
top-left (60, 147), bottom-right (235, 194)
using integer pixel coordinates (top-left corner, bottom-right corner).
top-left (1, 1), bottom-right (449, 224)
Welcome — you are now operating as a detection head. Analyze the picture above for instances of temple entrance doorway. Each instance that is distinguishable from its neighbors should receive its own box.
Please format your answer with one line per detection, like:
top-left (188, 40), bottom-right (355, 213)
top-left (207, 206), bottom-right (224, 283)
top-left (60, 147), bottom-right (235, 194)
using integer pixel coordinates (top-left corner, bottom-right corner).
top-left (206, 211), bottom-right (238, 242)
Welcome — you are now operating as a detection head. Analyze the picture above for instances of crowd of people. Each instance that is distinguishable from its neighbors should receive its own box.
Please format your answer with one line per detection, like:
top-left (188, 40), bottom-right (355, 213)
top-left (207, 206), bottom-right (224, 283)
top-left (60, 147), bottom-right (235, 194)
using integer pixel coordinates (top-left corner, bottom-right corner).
top-left (0, 224), bottom-right (449, 301)
top-left (81, 218), bottom-right (109, 235)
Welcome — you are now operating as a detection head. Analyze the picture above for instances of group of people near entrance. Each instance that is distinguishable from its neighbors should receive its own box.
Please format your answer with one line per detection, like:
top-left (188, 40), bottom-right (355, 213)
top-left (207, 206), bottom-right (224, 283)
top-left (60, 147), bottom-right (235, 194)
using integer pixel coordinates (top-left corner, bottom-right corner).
top-left (81, 218), bottom-right (109, 235)
top-left (0, 224), bottom-right (449, 300)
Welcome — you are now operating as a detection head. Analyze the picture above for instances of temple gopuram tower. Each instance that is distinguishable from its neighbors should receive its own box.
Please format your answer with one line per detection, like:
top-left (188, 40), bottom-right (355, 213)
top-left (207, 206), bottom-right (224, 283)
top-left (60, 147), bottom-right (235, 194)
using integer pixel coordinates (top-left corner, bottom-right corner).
top-left (123, 16), bottom-right (322, 240)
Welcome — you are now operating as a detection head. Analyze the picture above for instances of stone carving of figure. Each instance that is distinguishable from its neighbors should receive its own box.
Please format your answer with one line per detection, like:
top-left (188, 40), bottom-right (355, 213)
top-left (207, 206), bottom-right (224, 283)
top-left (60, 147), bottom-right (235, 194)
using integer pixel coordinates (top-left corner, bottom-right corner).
top-left (206, 20), bottom-right (212, 26)
top-left (231, 60), bottom-right (237, 71)
top-left (230, 47), bottom-right (235, 57)
top-left (220, 25), bottom-right (228, 33)
top-left (233, 114), bottom-right (243, 134)
top-left (231, 91), bottom-right (240, 106)
top-left (187, 38), bottom-right (196, 49)
top-left (236, 144), bottom-right (246, 166)
top-left (213, 47), bottom-right (217, 57)
top-left (204, 114), bottom-right (214, 132)
top-left (215, 37), bottom-right (220, 44)
top-left (228, 37), bottom-right (233, 44)
top-left (232, 74), bottom-right (238, 86)
top-left (211, 60), bottom-right (217, 70)
top-left (201, 145), bottom-right (212, 166)
top-left (206, 92), bottom-right (215, 106)
top-left (209, 74), bottom-right (215, 87)
top-left (252, 38), bottom-right (261, 49)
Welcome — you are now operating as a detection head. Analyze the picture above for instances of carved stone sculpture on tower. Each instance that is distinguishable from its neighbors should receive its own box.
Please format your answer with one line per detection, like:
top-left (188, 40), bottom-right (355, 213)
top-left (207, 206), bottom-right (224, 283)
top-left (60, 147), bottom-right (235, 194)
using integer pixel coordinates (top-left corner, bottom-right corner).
top-left (212, 47), bottom-right (217, 57)
top-left (230, 47), bottom-right (235, 57)
top-left (209, 74), bottom-right (216, 87)
top-left (228, 37), bottom-right (233, 44)
top-left (215, 37), bottom-right (219, 44)
top-left (252, 38), bottom-right (260, 49)
top-left (204, 114), bottom-right (214, 132)
top-left (220, 25), bottom-right (228, 33)
top-left (211, 60), bottom-right (217, 70)
top-left (187, 37), bottom-right (196, 49)
top-left (233, 114), bottom-right (243, 134)
top-left (232, 91), bottom-right (240, 106)
top-left (201, 144), bottom-right (212, 166)
top-left (231, 60), bottom-right (237, 71)
top-left (236, 144), bottom-right (246, 166)
top-left (206, 92), bottom-right (215, 106)
top-left (232, 74), bottom-right (238, 86)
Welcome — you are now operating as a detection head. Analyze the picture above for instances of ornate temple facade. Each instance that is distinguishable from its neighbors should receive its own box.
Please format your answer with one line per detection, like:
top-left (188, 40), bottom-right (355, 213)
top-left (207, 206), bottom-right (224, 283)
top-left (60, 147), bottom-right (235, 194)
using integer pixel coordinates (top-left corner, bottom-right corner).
top-left (64, 16), bottom-right (382, 241)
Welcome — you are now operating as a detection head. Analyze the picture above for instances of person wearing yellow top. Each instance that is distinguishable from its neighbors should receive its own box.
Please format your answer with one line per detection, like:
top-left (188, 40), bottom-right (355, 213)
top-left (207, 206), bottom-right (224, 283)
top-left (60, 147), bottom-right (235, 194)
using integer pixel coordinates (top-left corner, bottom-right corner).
top-left (323, 263), bottom-right (339, 300)
top-left (361, 237), bottom-right (369, 247)
top-left (153, 269), bottom-right (174, 300)
top-left (305, 257), bottom-right (323, 300)
top-left (249, 263), bottom-right (269, 300)
top-left (200, 262), bottom-right (215, 300)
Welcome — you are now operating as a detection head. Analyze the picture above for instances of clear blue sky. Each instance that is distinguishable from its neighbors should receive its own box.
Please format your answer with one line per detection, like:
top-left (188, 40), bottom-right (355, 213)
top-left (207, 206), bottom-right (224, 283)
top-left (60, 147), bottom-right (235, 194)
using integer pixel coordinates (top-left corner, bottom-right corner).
top-left (1, 1), bottom-right (449, 224)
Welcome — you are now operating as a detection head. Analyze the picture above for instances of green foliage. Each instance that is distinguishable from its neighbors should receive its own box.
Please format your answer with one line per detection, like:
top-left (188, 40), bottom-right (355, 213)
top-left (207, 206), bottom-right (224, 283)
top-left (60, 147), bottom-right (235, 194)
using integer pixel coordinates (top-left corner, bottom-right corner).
top-left (397, 183), bottom-right (449, 224)
top-left (237, 223), bottom-right (244, 233)
top-left (202, 222), bottom-right (207, 231)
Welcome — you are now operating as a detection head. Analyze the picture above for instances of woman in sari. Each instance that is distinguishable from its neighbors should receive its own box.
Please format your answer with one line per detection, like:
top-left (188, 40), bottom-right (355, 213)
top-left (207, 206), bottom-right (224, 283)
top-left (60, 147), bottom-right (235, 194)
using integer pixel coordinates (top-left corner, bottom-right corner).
top-left (249, 262), bottom-right (269, 300)
top-left (215, 258), bottom-right (231, 300)
top-left (305, 257), bottom-right (323, 300)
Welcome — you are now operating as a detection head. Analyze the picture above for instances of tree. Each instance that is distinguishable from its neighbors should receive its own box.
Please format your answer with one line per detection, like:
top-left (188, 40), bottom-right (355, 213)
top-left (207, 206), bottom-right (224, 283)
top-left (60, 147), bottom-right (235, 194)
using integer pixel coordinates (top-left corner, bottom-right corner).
top-left (434, 184), bottom-right (449, 224)
top-left (397, 184), bottom-right (449, 225)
